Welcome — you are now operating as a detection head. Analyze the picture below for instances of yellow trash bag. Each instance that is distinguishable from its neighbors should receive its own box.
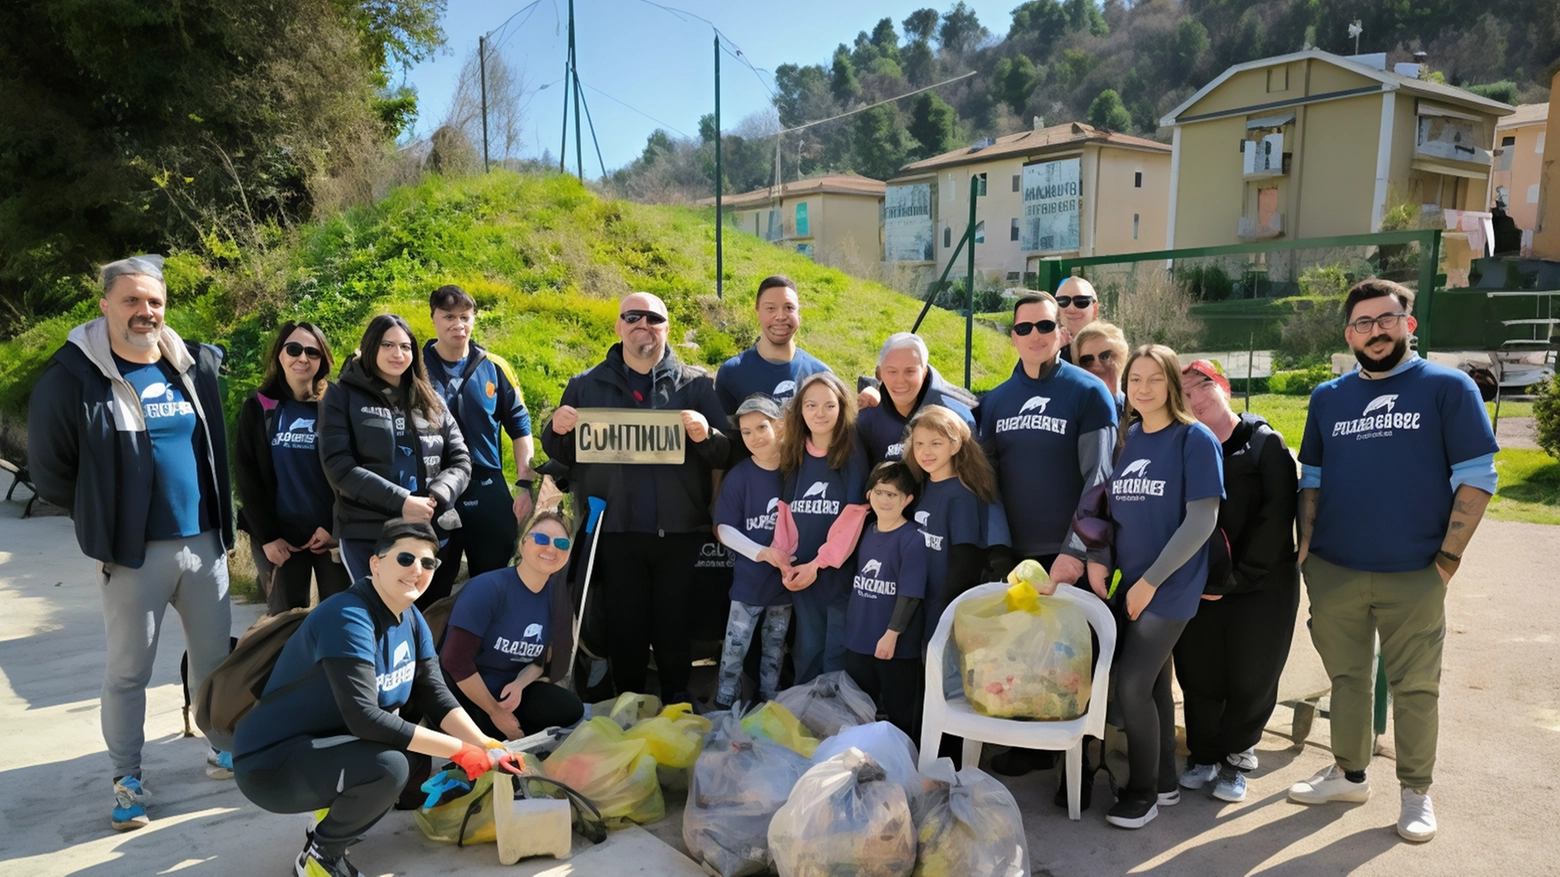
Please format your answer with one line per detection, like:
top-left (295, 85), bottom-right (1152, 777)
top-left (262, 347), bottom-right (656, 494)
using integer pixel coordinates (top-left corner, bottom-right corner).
top-left (542, 716), bottom-right (665, 827)
top-left (625, 703), bottom-right (713, 771)
top-left (953, 580), bottom-right (1092, 720)
top-left (591, 692), bottom-right (663, 729)
top-left (741, 701), bottom-right (820, 758)
top-left (413, 752), bottom-right (548, 846)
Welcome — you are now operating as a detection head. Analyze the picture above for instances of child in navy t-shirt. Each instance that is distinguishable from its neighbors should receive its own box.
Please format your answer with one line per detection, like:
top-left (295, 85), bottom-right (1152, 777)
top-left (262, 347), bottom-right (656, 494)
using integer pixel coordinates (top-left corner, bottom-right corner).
top-left (712, 395), bottom-right (792, 707)
top-left (843, 462), bottom-right (928, 738)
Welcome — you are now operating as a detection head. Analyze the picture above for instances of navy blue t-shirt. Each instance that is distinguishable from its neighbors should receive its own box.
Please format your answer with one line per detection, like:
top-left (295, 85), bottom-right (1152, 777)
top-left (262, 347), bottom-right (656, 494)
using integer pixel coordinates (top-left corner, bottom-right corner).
top-left (425, 345), bottom-right (532, 474)
top-left (447, 567), bottom-right (553, 697)
top-left (787, 443), bottom-right (869, 563)
top-left (857, 397), bottom-right (977, 465)
top-left (1299, 357), bottom-right (1499, 572)
top-left (914, 477), bottom-right (996, 598)
top-left (115, 355), bottom-right (211, 540)
top-left (714, 347), bottom-right (832, 416)
top-left (714, 458), bottom-right (786, 606)
top-left (1110, 421), bottom-right (1225, 620)
top-left (845, 522), bottom-right (928, 658)
top-left (979, 361), bottom-right (1117, 556)
top-left (271, 396), bottom-right (335, 543)
top-left (233, 580), bottom-right (436, 760)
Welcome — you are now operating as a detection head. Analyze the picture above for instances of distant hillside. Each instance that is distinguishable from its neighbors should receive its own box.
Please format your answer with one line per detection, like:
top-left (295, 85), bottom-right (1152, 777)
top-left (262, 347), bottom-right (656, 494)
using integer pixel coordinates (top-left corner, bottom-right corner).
top-left (0, 172), bottom-right (1015, 439)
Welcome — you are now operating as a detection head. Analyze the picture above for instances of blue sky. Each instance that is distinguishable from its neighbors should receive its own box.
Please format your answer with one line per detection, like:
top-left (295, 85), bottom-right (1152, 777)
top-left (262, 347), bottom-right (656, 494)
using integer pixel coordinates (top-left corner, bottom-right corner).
top-left (397, 0), bottom-right (1016, 173)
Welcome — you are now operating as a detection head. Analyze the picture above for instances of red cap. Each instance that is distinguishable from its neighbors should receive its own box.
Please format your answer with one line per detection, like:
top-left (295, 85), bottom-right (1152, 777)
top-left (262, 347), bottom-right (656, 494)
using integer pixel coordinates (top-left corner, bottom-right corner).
top-left (1181, 360), bottom-right (1230, 394)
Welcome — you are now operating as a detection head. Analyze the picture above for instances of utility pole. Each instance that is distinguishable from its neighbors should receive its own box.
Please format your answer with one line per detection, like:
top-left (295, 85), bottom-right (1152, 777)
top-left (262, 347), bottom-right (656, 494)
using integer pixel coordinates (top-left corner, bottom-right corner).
top-left (559, 51), bottom-right (569, 173)
top-left (714, 36), bottom-right (722, 299)
top-left (569, 0), bottom-right (583, 181)
top-left (478, 35), bottom-right (490, 173)
top-left (965, 175), bottom-right (978, 390)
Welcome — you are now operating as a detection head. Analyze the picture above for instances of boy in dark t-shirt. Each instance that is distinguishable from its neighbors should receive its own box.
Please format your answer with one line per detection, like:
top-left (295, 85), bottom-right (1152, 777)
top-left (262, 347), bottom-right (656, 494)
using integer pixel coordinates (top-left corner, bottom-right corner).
top-left (844, 462), bottom-right (928, 738)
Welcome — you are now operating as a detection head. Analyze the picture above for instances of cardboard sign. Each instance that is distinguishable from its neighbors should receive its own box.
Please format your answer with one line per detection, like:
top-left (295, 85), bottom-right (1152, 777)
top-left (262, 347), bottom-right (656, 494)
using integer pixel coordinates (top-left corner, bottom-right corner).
top-left (573, 408), bottom-right (686, 464)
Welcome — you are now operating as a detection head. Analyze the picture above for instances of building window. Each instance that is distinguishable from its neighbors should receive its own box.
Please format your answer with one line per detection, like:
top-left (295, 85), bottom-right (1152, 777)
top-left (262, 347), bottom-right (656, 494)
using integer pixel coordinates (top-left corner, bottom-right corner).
top-left (1010, 218), bottom-right (1020, 241)
top-left (1133, 213), bottom-right (1140, 240)
top-left (795, 202), bottom-right (809, 237)
top-left (944, 225), bottom-right (952, 248)
top-left (975, 173), bottom-right (988, 196)
top-left (1496, 135), bottom-right (1516, 171)
top-left (1539, 133), bottom-right (1548, 154)
top-left (1012, 174), bottom-right (1021, 192)
top-left (1267, 66), bottom-right (1288, 93)
top-left (1134, 171), bottom-right (1143, 188)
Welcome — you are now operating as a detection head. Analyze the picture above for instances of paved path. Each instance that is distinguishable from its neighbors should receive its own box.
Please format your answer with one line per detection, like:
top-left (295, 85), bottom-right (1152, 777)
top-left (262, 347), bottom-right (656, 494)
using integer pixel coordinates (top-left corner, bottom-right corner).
top-left (1, 494), bottom-right (1557, 876)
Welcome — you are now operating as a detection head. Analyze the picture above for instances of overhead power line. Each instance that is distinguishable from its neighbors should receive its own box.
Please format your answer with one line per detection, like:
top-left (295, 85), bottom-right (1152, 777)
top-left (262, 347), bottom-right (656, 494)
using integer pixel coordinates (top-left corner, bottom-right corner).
top-left (780, 70), bottom-right (977, 134)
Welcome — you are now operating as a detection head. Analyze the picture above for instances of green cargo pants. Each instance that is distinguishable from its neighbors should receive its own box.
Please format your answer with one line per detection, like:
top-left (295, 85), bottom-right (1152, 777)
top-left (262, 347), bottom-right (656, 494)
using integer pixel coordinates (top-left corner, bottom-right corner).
top-left (1303, 553), bottom-right (1446, 791)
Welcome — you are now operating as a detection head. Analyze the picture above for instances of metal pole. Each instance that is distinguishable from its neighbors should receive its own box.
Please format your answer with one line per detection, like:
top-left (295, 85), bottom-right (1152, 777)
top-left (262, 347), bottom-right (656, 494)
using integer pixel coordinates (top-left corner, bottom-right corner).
top-left (1246, 331), bottom-right (1254, 413)
top-left (559, 53), bottom-right (569, 173)
top-left (569, 0), bottom-right (582, 182)
top-left (479, 35), bottom-right (490, 173)
top-left (714, 35), bottom-right (723, 299)
top-left (965, 175), bottom-right (979, 390)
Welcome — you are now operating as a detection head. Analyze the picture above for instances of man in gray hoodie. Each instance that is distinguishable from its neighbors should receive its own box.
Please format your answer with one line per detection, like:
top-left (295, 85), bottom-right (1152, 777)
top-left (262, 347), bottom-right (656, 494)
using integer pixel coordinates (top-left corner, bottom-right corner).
top-left (28, 255), bottom-right (235, 831)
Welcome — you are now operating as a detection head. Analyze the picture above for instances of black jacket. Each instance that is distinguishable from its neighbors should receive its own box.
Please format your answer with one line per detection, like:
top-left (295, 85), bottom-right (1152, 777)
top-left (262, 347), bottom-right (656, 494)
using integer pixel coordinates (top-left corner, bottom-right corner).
top-left (540, 344), bottom-right (731, 534)
top-left (27, 320), bottom-right (234, 568)
top-left (235, 387), bottom-right (331, 545)
top-left (318, 358), bottom-right (471, 543)
top-left (1205, 413), bottom-right (1299, 596)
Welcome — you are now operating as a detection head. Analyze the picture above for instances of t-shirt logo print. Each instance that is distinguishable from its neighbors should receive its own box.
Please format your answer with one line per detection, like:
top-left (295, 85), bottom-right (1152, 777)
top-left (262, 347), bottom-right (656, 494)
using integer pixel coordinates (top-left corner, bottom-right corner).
top-left (289, 417), bottom-right (315, 433)
top-left (140, 382), bottom-right (171, 402)
top-left (1113, 457), bottom-right (1167, 500)
top-left (861, 558), bottom-right (883, 576)
top-left (1119, 458), bottom-right (1151, 477)
top-left (393, 642), bottom-right (411, 666)
top-left (523, 623), bottom-right (543, 639)
top-left (1019, 395), bottom-right (1050, 414)
top-left (802, 481), bottom-right (828, 499)
top-left (773, 379), bottom-right (798, 397)
top-left (914, 510), bottom-right (931, 526)
top-left (766, 497), bottom-right (780, 513)
top-left (792, 480), bottom-right (841, 515)
top-left (1364, 394), bottom-right (1398, 416)
top-left (1333, 391), bottom-right (1421, 439)
top-left (995, 393), bottom-right (1068, 435)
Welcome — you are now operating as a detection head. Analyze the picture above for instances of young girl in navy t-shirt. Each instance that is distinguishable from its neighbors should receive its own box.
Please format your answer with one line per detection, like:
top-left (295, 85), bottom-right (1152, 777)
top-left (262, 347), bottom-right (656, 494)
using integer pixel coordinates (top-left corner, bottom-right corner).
top-left (712, 395), bottom-right (792, 708)
top-left (1090, 345), bottom-right (1224, 831)
top-left (844, 462), bottom-right (927, 738)
top-left (772, 373), bottom-right (870, 684)
top-left (903, 405), bottom-right (1009, 629)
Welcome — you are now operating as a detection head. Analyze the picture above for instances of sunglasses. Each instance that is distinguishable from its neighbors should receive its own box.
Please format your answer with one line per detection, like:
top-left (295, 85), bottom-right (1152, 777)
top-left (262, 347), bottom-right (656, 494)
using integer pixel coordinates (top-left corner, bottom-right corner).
top-left (1012, 319), bottom-right (1057, 336)
top-left (1077, 350), bottom-right (1116, 367)
top-left (1056, 295), bottom-right (1096, 309)
top-left (283, 342), bottom-right (323, 360)
top-left (528, 532), bottom-right (572, 550)
top-left (389, 551), bottom-right (441, 571)
top-left (620, 310), bottom-right (667, 325)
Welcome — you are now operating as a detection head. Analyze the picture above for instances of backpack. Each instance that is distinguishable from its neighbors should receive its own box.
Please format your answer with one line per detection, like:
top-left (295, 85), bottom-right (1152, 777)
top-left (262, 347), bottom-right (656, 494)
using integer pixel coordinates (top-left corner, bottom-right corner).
top-left (194, 607), bottom-right (313, 752)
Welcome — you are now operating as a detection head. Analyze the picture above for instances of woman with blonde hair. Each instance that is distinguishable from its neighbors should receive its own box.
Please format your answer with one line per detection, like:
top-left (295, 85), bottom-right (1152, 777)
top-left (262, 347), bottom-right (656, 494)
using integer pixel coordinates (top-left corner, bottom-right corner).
top-left (1071, 321), bottom-right (1128, 417)
top-left (1084, 344), bottom-right (1224, 830)
top-left (771, 372), bottom-right (870, 683)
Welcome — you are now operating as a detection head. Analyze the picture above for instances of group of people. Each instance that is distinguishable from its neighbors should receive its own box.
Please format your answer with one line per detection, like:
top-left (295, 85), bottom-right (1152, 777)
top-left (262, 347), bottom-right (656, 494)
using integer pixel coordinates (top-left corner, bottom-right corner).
top-left (25, 254), bottom-right (1496, 874)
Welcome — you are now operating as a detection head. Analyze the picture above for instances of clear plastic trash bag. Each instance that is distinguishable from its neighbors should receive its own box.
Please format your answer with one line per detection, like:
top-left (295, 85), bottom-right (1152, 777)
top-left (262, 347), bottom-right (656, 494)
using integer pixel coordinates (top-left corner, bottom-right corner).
top-left (773, 671), bottom-right (878, 738)
top-left (953, 580), bottom-right (1092, 719)
top-left (541, 716), bottom-right (664, 828)
top-left (768, 747), bottom-right (916, 877)
top-left (810, 721), bottom-right (927, 805)
top-left (683, 714), bottom-right (812, 877)
top-left (911, 758), bottom-right (1029, 877)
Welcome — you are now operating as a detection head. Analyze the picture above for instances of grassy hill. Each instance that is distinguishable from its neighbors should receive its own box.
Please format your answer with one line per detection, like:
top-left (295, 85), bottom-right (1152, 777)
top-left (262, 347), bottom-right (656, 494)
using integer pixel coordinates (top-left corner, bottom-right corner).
top-left (0, 172), bottom-right (1015, 437)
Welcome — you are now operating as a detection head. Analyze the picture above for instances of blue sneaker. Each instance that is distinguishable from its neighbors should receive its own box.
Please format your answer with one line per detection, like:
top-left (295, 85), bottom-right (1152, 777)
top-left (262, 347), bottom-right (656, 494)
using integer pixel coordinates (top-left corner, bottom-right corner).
top-left (1212, 765), bottom-right (1247, 802)
top-left (111, 776), bottom-right (151, 831)
top-left (206, 747), bottom-right (234, 780)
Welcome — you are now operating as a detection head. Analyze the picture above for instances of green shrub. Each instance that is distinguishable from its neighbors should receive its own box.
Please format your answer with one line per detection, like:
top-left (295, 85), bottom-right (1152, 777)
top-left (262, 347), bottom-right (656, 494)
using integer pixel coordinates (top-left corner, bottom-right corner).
top-left (1267, 363), bottom-right (1332, 396)
top-left (1535, 375), bottom-right (1560, 460)
top-left (1177, 263), bottom-right (1235, 302)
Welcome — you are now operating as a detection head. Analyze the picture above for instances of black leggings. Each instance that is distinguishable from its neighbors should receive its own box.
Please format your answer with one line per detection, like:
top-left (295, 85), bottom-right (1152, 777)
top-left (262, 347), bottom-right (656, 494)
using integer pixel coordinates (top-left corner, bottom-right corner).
top-left (1173, 582), bottom-right (1299, 767)
top-left (261, 548), bottom-right (352, 614)
top-left (449, 677), bottom-right (586, 740)
top-left (845, 650), bottom-right (921, 740)
top-left (235, 739), bottom-right (409, 858)
top-left (424, 471), bottom-right (519, 610)
top-left (593, 532), bottom-right (703, 701)
top-left (1116, 611), bottom-right (1188, 794)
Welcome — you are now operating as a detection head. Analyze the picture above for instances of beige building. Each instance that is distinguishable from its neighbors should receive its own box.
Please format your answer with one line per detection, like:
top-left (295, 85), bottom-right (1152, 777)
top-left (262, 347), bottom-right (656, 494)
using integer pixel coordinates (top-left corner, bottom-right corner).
top-left (1493, 103), bottom-right (1547, 231)
top-left (711, 174), bottom-right (885, 267)
top-left (1161, 50), bottom-right (1512, 275)
top-left (884, 121), bottom-right (1172, 285)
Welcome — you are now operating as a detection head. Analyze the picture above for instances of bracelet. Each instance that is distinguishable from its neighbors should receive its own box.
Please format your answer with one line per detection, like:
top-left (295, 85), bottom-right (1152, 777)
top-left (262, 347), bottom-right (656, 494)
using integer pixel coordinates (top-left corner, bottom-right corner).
top-left (515, 479), bottom-right (534, 490)
top-left (1437, 549), bottom-right (1462, 563)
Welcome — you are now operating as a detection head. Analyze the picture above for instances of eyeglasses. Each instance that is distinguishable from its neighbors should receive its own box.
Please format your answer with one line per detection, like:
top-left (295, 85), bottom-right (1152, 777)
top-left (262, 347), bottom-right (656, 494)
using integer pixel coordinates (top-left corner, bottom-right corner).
top-left (1012, 319), bottom-right (1057, 336)
top-left (528, 532), bottom-right (572, 550)
top-left (283, 342), bottom-right (323, 360)
top-left (620, 310), bottom-right (667, 325)
top-left (1055, 295), bottom-right (1095, 309)
top-left (389, 551), bottom-right (441, 571)
top-left (869, 487), bottom-right (905, 501)
top-left (1077, 350), bottom-right (1116, 367)
top-left (379, 341), bottom-right (414, 354)
top-left (1347, 312), bottom-right (1407, 334)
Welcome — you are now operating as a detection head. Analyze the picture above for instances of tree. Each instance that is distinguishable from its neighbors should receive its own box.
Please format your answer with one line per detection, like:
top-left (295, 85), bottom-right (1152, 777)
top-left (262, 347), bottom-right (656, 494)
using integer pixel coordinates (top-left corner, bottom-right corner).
top-left (903, 40), bottom-right (937, 87)
top-left (938, 2), bottom-right (988, 55)
top-left (1087, 88), bottom-right (1133, 131)
top-left (853, 105), bottom-right (909, 180)
top-left (1063, 0), bottom-right (1109, 37)
top-left (774, 63), bottom-right (831, 128)
top-left (1171, 17), bottom-right (1210, 83)
top-left (903, 8), bottom-right (940, 43)
top-left (993, 55), bottom-right (1038, 115)
top-left (443, 45), bottom-right (526, 169)
top-left (908, 92), bottom-right (960, 159)
top-left (871, 18), bottom-right (901, 63)
top-left (640, 130), bottom-right (675, 165)
top-left (830, 46), bottom-right (860, 102)
top-left (1010, 0), bottom-right (1069, 41)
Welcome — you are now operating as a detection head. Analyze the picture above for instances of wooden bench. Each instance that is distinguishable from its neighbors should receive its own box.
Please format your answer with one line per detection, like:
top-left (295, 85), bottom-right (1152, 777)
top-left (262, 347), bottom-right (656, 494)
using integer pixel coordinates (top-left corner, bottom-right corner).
top-left (0, 459), bottom-right (38, 518)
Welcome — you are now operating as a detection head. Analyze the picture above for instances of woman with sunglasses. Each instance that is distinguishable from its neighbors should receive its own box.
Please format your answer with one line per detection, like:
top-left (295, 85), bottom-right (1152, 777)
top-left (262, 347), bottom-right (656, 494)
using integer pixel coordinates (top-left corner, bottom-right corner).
top-left (1054, 276), bottom-right (1100, 364)
top-left (320, 314), bottom-right (471, 582)
top-left (234, 518), bottom-right (520, 877)
top-left (440, 510), bottom-right (584, 741)
top-left (236, 322), bottom-right (352, 613)
top-left (1071, 321), bottom-right (1129, 419)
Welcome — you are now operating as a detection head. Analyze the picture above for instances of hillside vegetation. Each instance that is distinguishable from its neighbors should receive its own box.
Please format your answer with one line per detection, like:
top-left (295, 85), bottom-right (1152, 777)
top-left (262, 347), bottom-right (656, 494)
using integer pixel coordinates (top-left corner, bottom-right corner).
top-left (0, 172), bottom-right (1015, 442)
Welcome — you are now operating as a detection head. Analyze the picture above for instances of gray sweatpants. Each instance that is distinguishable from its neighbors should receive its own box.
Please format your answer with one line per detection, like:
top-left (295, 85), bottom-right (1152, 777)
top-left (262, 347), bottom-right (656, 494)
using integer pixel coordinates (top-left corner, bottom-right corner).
top-left (97, 531), bottom-right (232, 777)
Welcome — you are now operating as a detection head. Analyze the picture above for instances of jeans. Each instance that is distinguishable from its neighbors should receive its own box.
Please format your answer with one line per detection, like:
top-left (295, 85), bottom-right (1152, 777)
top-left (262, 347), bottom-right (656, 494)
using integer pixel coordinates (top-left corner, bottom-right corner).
top-left (715, 601), bottom-right (793, 705)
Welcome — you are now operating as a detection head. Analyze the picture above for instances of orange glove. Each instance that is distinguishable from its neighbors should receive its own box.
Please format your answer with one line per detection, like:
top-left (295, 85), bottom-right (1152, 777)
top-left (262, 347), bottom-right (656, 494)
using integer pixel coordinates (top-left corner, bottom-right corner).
top-left (451, 742), bottom-right (519, 780)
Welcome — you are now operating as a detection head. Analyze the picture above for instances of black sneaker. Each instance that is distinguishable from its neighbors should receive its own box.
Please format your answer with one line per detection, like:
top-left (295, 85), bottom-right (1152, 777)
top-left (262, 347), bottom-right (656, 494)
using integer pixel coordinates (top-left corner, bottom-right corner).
top-left (990, 747), bottom-right (1059, 777)
top-left (295, 840), bottom-right (364, 877)
top-left (1105, 791), bottom-right (1159, 829)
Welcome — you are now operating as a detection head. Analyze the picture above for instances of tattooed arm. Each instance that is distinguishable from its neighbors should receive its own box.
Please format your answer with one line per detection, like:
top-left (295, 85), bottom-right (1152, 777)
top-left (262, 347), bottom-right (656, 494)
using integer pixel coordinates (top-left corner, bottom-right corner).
top-left (1436, 484), bottom-right (1493, 582)
top-left (1296, 488), bottom-right (1318, 565)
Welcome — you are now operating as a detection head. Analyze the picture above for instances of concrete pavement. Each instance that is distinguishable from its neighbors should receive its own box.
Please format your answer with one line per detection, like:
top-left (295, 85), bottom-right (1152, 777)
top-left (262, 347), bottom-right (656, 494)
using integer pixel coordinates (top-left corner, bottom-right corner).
top-left (1, 492), bottom-right (1557, 876)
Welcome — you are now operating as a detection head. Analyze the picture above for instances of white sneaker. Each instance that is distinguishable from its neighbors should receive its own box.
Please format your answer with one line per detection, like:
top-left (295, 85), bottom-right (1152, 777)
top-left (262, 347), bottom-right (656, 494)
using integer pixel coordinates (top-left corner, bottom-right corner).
top-left (1288, 763), bottom-right (1371, 804)
top-left (1180, 763), bottom-right (1218, 789)
top-left (1212, 765), bottom-right (1248, 802)
top-left (1398, 788), bottom-right (1437, 842)
top-left (1230, 747), bottom-right (1258, 771)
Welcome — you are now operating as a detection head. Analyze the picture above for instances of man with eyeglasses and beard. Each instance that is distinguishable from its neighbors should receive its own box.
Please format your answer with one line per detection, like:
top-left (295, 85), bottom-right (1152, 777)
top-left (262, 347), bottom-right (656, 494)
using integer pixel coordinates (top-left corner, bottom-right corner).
top-left (542, 292), bottom-right (732, 705)
top-left (976, 291), bottom-right (1118, 785)
top-left (1054, 276), bottom-right (1101, 364)
top-left (1288, 279), bottom-right (1497, 844)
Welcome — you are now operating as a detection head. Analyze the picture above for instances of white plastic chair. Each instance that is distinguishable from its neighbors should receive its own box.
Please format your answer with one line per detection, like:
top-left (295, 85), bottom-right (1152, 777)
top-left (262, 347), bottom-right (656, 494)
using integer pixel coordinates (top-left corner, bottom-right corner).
top-left (919, 581), bottom-right (1116, 821)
